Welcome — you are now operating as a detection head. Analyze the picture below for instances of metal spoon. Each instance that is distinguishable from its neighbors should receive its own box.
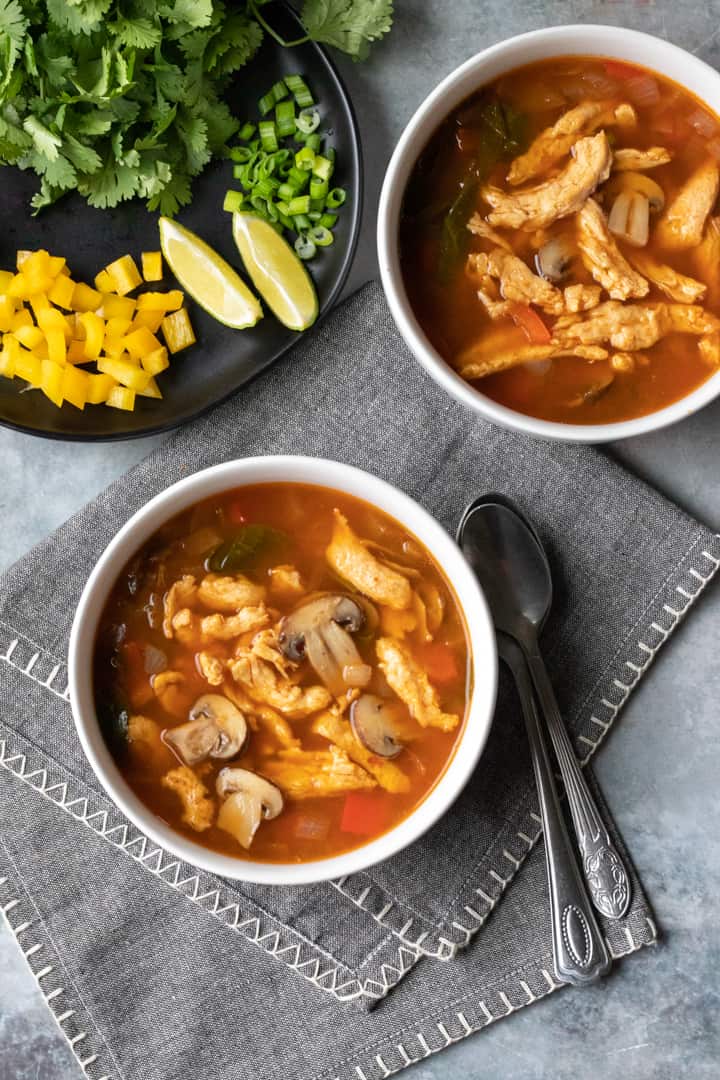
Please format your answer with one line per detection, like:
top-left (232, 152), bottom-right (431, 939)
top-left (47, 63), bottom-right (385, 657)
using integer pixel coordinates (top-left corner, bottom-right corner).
top-left (458, 497), bottom-right (612, 985)
top-left (458, 493), bottom-right (631, 922)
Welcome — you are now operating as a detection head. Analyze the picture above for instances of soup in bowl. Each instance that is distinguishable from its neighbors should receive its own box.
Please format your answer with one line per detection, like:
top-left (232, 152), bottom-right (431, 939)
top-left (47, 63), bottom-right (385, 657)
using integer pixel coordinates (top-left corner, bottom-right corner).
top-left (70, 458), bottom-right (497, 885)
top-left (378, 27), bottom-right (720, 441)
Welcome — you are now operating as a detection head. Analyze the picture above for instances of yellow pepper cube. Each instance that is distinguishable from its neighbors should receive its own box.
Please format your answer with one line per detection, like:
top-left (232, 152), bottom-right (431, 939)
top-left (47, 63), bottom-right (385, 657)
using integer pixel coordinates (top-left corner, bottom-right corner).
top-left (86, 372), bottom-right (117, 405)
top-left (105, 317), bottom-right (132, 338)
top-left (124, 326), bottom-right (161, 360)
top-left (97, 355), bottom-right (151, 391)
top-left (7, 274), bottom-right (30, 300)
top-left (11, 309), bottom-right (33, 332)
top-left (161, 308), bottom-right (196, 353)
top-left (0, 296), bottom-right (17, 332)
top-left (80, 312), bottom-right (105, 360)
top-left (102, 337), bottom-right (127, 357)
top-left (100, 293), bottom-right (136, 320)
top-left (95, 269), bottom-right (114, 293)
top-left (23, 251), bottom-right (54, 295)
top-left (15, 347), bottom-right (41, 386)
top-left (40, 357), bottom-right (64, 407)
top-left (130, 310), bottom-right (164, 333)
top-left (137, 290), bottom-right (183, 312)
top-left (141, 251), bottom-right (163, 282)
top-left (16, 251), bottom-right (32, 269)
top-left (105, 255), bottom-right (142, 296)
top-left (106, 385), bottom-right (136, 411)
top-left (0, 335), bottom-right (20, 378)
top-left (66, 339), bottom-right (87, 365)
top-left (48, 274), bottom-right (76, 309)
top-left (136, 375), bottom-right (163, 399)
top-left (46, 329), bottom-right (66, 366)
top-left (29, 293), bottom-right (51, 321)
top-left (12, 324), bottom-right (44, 350)
top-left (140, 346), bottom-right (169, 376)
top-left (48, 255), bottom-right (66, 278)
top-left (71, 281), bottom-right (102, 312)
top-left (61, 365), bottom-right (89, 410)
top-left (37, 306), bottom-right (70, 335)
top-left (0, 269), bottom-right (14, 293)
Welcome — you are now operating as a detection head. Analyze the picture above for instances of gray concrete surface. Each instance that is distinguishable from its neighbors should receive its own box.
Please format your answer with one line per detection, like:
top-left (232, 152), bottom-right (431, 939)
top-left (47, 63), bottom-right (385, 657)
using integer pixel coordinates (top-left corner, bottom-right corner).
top-left (2, 2), bottom-right (720, 1078)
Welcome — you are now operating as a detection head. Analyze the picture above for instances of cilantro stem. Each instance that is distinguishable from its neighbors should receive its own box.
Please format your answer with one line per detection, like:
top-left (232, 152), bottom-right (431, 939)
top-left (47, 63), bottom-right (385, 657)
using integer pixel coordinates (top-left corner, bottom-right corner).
top-left (249, 2), bottom-right (311, 48)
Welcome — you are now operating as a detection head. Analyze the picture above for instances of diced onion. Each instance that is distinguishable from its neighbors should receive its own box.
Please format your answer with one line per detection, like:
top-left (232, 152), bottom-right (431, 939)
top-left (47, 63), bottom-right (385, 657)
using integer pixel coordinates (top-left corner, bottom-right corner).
top-left (687, 108), bottom-right (719, 138)
top-left (343, 662), bottom-right (372, 688)
top-left (608, 191), bottom-right (649, 247)
top-left (522, 358), bottom-right (552, 375)
top-left (625, 74), bottom-right (661, 107)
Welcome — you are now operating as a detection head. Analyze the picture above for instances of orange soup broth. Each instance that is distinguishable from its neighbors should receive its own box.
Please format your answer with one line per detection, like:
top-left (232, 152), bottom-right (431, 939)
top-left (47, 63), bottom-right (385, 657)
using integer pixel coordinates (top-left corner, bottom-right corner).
top-left (94, 484), bottom-right (472, 864)
top-left (400, 56), bottom-right (720, 424)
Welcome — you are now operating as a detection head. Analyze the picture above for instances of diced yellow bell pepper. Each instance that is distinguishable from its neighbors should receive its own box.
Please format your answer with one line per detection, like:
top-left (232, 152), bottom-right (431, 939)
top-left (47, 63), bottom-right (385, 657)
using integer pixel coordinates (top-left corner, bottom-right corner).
top-left (86, 372), bottom-right (117, 404)
top-left (46, 330), bottom-right (66, 366)
top-left (71, 282), bottom-right (102, 312)
top-left (48, 274), bottom-right (75, 310)
top-left (61, 364), bottom-right (89, 410)
top-left (137, 290), bottom-right (183, 313)
top-left (7, 274), bottom-right (30, 300)
top-left (48, 255), bottom-right (66, 278)
top-left (0, 269), bottom-right (14, 293)
top-left (23, 251), bottom-right (54, 295)
top-left (105, 255), bottom-right (142, 296)
top-left (11, 309), bottom-right (32, 331)
top-left (16, 251), bottom-right (32, 269)
top-left (29, 293), bottom-right (51, 321)
top-left (124, 326), bottom-right (162, 360)
top-left (37, 307), bottom-right (72, 340)
top-left (100, 293), bottom-right (136, 320)
top-left (40, 357), bottom-right (64, 407)
top-left (80, 311), bottom-right (105, 361)
top-left (106, 385), bottom-right (136, 411)
top-left (97, 355), bottom-right (151, 391)
top-left (66, 339), bottom-right (87, 365)
top-left (136, 375), bottom-right (162, 399)
top-left (161, 307), bottom-right (195, 353)
top-left (95, 269), bottom-right (114, 293)
top-left (129, 309), bottom-right (164, 333)
top-left (141, 251), bottom-right (163, 282)
top-left (105, 316), bottom-right (132, 338)
top-left (102, 337), bottom-right (127, 357)
top-left (15, 347), bottom-right (41, 386)
top-left (12, 324), bottom-right (44, 350)
top-left (0, 296), bottom-right (16, 332)
top-left (0, 335), bottom-right (20, 378)
top-left (140, 346), bottom-right (169, 376)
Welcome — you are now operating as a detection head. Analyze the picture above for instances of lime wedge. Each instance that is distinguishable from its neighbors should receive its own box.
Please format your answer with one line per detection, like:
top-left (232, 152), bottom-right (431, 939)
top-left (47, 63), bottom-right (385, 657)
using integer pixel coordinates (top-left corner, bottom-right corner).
top-left (232, 212), bottom-right (318, 332)
top-left (158, 216), bottom-right (262, 330)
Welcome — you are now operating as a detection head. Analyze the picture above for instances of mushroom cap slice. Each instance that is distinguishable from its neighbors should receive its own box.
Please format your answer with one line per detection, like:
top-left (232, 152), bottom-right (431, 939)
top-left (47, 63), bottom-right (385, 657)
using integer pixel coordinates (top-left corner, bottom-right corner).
top-left (163, 693), bottom-right (248, 766)
top-left (216, 767), bottom-right (284, 850)
top-left (350, 694), bottom-right (406, 759)
top-left (278, 594), bottom-right (367, 696)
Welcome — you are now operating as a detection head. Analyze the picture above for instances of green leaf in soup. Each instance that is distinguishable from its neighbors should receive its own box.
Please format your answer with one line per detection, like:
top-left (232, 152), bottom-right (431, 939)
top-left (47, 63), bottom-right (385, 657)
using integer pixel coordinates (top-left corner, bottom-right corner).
top-left (98, 699), bottom-right (130, 757)
top-left (207, 524), bottom-right (288, 573)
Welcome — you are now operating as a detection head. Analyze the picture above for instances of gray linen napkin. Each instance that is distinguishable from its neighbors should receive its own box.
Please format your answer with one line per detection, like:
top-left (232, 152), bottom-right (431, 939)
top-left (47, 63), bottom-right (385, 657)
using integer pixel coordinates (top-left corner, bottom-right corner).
top-left (1, 283), bottom-right (718, 1080)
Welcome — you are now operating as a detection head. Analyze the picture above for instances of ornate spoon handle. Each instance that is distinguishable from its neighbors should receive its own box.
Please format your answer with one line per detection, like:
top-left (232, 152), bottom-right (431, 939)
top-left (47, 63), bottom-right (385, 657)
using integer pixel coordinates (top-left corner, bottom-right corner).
top-left (524, 647), bottom-right (632, 920)
top-left (499, 634), bottom-right (611, 985)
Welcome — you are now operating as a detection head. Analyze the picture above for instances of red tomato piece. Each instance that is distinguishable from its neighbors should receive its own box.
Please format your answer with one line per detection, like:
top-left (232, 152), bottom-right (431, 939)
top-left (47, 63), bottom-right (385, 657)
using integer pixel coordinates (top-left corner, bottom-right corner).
top-left (603, 60), bottom-right (644, 81)
top-left (341, 792), bottom-right (392, 836)
top-left (508, 303), bottom-right (552, 345)
top-left (418, 642), bottom-right (459, 685)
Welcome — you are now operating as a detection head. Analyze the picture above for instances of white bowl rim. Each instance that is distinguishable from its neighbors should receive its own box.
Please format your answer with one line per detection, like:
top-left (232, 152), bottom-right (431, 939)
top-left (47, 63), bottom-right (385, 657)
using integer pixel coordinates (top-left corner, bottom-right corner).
top-left (69, 455), bottom-right (498, 886)
top-left (378, 24), bottom-right (720, 443)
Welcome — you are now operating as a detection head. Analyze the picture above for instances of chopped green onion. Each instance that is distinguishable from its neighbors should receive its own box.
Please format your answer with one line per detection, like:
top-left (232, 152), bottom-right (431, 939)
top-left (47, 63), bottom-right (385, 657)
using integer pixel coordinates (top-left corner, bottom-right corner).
top-left (312, 155), bottom-right (333, 182)
top-left (308, 211), bottom-right (322, 221)
top-left (285, 74), bottom-right (314, 109)
top-left (275, 99), bottom-right (296, 138)
top-left (287, 195), bottom-right (311, 215)
top-left (309, 225), bottom-right (334, 247)
top-left (294, 234), bottom-right (317, 260)
top-left (287, 167), bottom-right (309, 191)
top-left (255, 177), bottom-right (279, 199)
top-left (223, 190), bottom-right (245, 213)
top-left (238, 122), bottom-right (256, 141)
top-left (304, 133), bottom-right (322, 154)
top-left (319, 212), bottom-right (338, 229)
top-left (272, 79), bottom-right (288, 103)
top-left (294, 146), bottom-right (315, 171)
top-left (296, 107), bottom-right (320, 135)
top-left (259, 92), bottom-right (275, 116)
top-left (277, 181), bottom-right (298, 201)
top-left (230, 146), bottom-right (253, 164)
top-left (258, 120), bottom-right (278, 152)
top-left (293, 213), bottom-right (311, 231)
top-left (309, 176), bottom-right (328, 200)
top-left (326, 187), bottom-right (347, 208)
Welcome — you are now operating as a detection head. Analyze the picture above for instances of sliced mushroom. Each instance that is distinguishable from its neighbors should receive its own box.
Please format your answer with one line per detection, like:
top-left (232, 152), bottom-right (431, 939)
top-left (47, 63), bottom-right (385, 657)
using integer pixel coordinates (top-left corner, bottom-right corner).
top-left (216, 767), bottom-right (284, 849)
top-left (608, 191), bottom-right (649, 247)
top-left (278, 594), bottom-right (367, 697)
top-left (604, 171), bottom-right (665, 213)
top-left (162, 693), bottom-right (248, 766)
top-left (350, 694), bottom-right (406, 759)
top-left (535, 234), bottom-right (575, 282)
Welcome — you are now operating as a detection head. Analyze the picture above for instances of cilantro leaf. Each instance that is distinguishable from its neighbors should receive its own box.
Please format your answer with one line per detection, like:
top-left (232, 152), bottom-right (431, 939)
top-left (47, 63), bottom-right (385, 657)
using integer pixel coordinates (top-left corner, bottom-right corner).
top-left (108, 16), bottom-right (161, 49)
top-left (0, 0), bottom-right (28, 88)
top-left (300, 0), bottom-right (393, 60)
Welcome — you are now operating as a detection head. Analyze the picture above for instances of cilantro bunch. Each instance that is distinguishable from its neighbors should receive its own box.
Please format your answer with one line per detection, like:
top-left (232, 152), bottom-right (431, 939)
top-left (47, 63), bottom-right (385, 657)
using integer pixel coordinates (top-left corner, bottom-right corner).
top-left (0, 0), bottom-right (393, 216)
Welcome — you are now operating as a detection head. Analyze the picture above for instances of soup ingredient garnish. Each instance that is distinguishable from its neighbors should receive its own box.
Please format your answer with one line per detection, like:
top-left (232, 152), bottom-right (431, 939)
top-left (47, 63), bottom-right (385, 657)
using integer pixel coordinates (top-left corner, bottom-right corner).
top-left (162, 694), bottom-right (249, 766)
top-left (655, 159), bottom-right (720, 249)
top-left (0, 247), bottom-right (192, 410)
top-left (216, 768), bottom-right (284, 850)
top-left (0, 1), bottom-right (392, 216)
top-left (535, 235), bottom-right (575, 283)
top-left (350, 694), bottom-right (404, 758)
top-left (577, 198), bottom-right (650, 300)
top-left (223, 76), bottom-right (347, 261)
top-left (158, 217), bottom-right (262, 330)
top-left (278, 594), bottom-right (367, 696)
top-left (207, 524), bottom-right (287, 573)
top-left (232, 212), bottom-right (318, 331)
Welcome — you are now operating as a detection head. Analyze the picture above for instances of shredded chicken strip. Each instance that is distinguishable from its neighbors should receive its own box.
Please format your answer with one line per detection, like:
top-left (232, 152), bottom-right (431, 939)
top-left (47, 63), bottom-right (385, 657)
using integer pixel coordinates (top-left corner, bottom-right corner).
top-left (162, 575), bottom-right (197, 639)
top-left (326, 509), bottom-right (412, 611)
top-left (152, 669), bottom-right (193, 718)
top-left (161, 766), bottom-right (214, 831)
top-left (694, 217), bottom-right (720, 307)
top-left (127, 715), bottom-right (173, 769)
top-left (626, 250), bottom-right (706, 304)
top-left (197, 573), bottom-right (266, 613)
top-left (666, 304), bottom-right (720, 336)
top-left (458, 342), bottom-right (608, 380)
top-left (466, 213), bottom-right (513, 251)
top-left (699, 333), bottom-right (720, 367)
top-left (229, 648), bottom-right (330, 720)
top-left (484, 133), bottom-right (613, 232)
top-left (553, 300), bottom-right (720, 351)
top-left (612, 147), bottom-right (671, 172)
top-left (507, 102), bottom-right (635, 186)
top-left (260, 746), bottom-right (376, 800)
top-left (563, 283), bottom-right (602, 312)
top-left (197, 651), bottom-right (225, 686)
top-left (376, 638), bottom-right (459, 732)
top-left (656, 159), bottom-right (720, 250)
top-left (200, 607), bottom-right (270, 641)
top-left (312, 708), bottom-right (410, 794)
top-left (268, 565), bottom-right (305, 600)
top-left (223, 681), bottom-right (300, 748)
top-left (467, 250), bottom-right (564, 315)
top-left (576, 198), bottom-right (649, 300)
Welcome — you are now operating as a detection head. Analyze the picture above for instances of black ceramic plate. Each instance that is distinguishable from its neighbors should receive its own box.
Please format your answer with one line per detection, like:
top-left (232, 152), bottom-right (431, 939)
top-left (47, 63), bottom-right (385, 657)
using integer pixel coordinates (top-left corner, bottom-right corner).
top-left (0, 4), bottom-right (361, 441)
